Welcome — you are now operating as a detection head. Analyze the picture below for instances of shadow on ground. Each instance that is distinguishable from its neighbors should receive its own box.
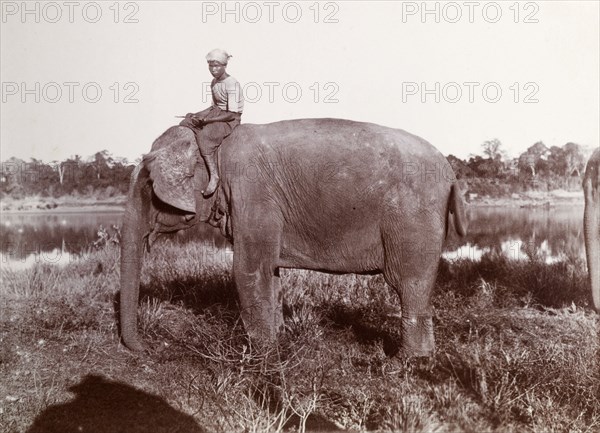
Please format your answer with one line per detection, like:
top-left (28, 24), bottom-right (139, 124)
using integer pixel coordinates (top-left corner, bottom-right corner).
top-left (26, 374), bottom-right (204, 433)
top-left (326, 306), bottom-right (402, 356)
top-left (140, 273), bottom-right (239, 314)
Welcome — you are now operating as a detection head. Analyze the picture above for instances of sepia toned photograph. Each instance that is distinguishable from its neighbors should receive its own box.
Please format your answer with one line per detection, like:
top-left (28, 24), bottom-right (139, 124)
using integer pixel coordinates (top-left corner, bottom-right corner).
top-left (1, 1), bottom-right (599, 432)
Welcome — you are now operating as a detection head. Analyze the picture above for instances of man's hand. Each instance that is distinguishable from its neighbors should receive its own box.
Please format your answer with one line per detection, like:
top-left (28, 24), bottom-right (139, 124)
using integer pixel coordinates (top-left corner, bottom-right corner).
top-left (191, 116), bottom-right (206, 128)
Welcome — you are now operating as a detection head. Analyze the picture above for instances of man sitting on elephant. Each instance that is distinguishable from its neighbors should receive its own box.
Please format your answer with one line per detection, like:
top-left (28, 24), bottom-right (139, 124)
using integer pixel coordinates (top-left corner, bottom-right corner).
top-left (179, 48), bottom-right (244, 197)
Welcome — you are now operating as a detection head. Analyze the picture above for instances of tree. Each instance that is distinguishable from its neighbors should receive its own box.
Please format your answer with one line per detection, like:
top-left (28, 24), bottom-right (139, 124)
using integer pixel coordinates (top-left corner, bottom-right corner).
top-left (112, 156), bottom-right (130, 166)
top-left (446, 154), bottom-right (473, 179)
top-left (563, 142), bottom-right (586, 177)
top-left (0, 157), bottom-right (26, 197)
top-left (30, 158), bottom-right (57, 195)
top-left (481, 138), bottom-right (503, 160)
top-left (547, 146), bottom-right (567, 177)
top-left (467, 155), bottom-right (501, 178)
top-left (59, 155), bottom-right (85, 193)
top-left (469, 138), bottom-right (505, 178)
top-left (92, 151), bottom-right (106, 180)
top-left (51, 160), bottom-right (67, 185)
top-left (518, 141), bottom-right (550, 177)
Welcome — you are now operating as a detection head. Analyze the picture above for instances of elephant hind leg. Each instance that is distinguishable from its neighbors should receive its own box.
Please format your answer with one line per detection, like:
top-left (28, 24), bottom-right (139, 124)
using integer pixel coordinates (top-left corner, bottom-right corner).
top-left (382, 225), bottom-right (442, 358)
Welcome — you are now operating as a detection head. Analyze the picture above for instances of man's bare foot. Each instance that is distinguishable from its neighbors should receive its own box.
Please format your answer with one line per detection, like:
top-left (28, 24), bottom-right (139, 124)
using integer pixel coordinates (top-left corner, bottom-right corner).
top-left (202, 176), bottom-right (220, 197)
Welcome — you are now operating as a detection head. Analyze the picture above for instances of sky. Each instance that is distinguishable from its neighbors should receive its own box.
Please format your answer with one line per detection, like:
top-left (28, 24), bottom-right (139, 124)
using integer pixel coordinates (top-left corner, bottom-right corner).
top-left (1, 1), bottom-right (599, 163)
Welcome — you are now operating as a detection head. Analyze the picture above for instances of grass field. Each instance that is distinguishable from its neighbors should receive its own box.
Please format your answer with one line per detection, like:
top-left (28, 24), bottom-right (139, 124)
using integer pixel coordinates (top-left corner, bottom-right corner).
top-left (0, 238), bottom-right (598, 433)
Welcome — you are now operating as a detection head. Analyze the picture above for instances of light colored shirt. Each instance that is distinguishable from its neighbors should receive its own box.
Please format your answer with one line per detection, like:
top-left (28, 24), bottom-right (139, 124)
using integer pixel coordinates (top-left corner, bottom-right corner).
top-left (211, 76), bottom-right (244, 114)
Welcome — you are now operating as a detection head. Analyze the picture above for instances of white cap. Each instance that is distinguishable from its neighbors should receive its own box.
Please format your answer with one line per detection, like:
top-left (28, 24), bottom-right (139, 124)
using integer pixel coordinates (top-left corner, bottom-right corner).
top-left (206, 48), bottom-right (231, 64)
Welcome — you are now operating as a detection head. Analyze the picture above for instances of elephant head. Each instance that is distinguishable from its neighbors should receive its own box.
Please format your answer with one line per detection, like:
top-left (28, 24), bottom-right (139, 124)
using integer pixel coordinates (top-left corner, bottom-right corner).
top-left (583, 148), bottom-right (600, 311)
top-left (119, 126), bottom-right (223, 351)
top-left (120, 118), bottom-right (468, 357)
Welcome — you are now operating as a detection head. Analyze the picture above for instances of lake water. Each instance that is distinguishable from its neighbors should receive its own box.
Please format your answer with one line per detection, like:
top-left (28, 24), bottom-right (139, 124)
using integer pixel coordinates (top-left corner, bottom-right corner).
top-left (443, 206), bottom-right (586, 263)
top-left (0, 212), bottom-right (125, 270)
top-left (0, 206), bottom-right (587, 270)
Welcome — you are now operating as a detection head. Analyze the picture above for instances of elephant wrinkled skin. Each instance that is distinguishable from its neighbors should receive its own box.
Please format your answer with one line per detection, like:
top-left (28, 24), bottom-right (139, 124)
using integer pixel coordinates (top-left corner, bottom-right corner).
top-left (583, 148), bottom-right (600, 311)
top-left (119, 118), bottom-right (468, 357)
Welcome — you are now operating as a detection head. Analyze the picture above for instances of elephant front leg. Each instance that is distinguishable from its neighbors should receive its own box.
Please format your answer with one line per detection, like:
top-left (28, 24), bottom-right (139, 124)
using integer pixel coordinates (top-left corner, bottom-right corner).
top-left (273, 268), bottom-right (284, 333)
top-left (233, 238), bottom-right (282, 342)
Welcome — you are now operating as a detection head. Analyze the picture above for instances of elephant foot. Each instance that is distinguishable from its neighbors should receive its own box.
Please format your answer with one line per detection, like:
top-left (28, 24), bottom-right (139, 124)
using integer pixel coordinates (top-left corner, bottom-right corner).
top-left (400, 315), bottom-right (435, 358)
top-left (398, 346), bottom-right (435, 360)
top-left (121, 335), bottom-right (148, 353)
top-left (241, 310), bottom-right (279, 347)
top-left (245, 323), bottom-right (278, 343)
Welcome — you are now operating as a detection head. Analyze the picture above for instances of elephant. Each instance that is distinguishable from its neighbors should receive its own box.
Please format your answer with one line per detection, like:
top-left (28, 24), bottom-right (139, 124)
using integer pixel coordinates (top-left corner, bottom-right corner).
top-left (119, 118), bottom-right (468, 357)
top-left (583, 148), bottom-right (600, 311)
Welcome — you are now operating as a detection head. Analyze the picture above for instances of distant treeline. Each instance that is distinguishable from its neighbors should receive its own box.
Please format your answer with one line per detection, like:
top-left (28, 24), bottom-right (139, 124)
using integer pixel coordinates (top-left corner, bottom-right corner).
top-left (0, 140), bottom-right (594, 200)
top-left (0, 151), bottom-right (135, 200)
top-left (448, 139), bottom-right (593, 197)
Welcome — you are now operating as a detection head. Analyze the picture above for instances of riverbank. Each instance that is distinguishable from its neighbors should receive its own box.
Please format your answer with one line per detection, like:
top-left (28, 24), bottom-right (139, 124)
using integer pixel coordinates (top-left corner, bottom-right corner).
top-left (466, 189), bottom-right (584, 208)
top-left (0, 196), bottom-right (127, 213)
top-left (1, 189), bottom-right (584, 214)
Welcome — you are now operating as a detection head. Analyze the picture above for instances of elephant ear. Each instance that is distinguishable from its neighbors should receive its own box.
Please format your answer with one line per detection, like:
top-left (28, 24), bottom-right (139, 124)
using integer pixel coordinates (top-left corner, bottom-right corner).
top-left (142, 138), bottom-right (206, 213)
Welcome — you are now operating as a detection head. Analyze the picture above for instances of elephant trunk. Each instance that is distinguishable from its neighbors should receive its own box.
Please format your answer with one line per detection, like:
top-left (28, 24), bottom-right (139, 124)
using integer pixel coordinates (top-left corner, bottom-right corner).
top-left (583, 164), bottom-right (600, 312)
top-left (120, 164), bottom-right (150, 351)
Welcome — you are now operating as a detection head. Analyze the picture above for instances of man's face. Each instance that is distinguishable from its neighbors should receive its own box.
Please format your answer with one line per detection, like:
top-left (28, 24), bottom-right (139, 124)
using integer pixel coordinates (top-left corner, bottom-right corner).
top-left (208, 61), bottom-right (227, 79)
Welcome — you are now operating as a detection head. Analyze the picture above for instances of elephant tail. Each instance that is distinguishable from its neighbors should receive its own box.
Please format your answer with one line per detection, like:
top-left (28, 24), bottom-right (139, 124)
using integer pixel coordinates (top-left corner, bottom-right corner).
top-left (447, 183), bottom-right (468, 237)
